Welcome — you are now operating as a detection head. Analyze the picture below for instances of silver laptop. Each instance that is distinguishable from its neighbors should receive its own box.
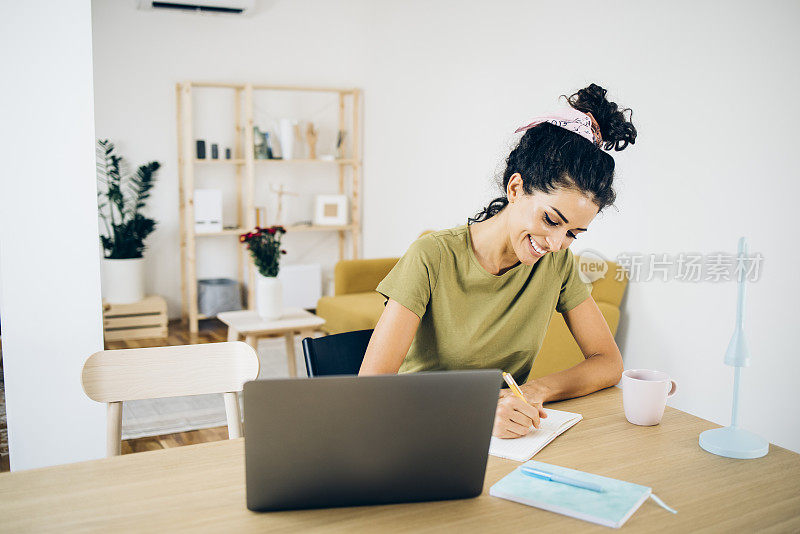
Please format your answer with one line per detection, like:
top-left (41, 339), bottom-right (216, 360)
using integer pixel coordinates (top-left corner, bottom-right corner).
top-left (243, 370), bottom-right (501, 511)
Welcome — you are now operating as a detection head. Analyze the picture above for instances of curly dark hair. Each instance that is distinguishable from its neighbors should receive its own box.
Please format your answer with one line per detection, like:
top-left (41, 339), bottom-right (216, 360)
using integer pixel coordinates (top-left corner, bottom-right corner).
top-left (469, 83), bottom-right (637, 224)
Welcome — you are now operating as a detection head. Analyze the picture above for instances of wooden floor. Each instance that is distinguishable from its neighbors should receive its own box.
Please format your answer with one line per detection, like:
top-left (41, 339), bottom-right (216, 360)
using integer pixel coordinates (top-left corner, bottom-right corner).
top-left (108, 318), bottom-right (235, 456)
top-left (106, 317), bottom-right (229, 350)
top-left (122, 425), bottom-right (230, 454)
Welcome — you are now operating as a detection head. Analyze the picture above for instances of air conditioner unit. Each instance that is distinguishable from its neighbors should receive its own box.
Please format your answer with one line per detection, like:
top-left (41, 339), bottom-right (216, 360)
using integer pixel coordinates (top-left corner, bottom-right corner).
top-left (137, 0), bottom-right (255, 15)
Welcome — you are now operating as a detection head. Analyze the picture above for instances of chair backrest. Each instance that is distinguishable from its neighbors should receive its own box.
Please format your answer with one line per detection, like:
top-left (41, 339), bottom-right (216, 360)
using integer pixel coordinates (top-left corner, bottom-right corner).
top-left (82, 341), bottom-right (259, 401)
top-left (302, 329), bottom-right (373, 376)
top-left (81, 341), bottom-right (260, 456)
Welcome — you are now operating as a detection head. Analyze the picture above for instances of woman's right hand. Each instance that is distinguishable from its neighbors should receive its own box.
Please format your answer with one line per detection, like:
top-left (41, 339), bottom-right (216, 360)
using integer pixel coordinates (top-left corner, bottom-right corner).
top-left (492, 395), bottom-right (546, 439)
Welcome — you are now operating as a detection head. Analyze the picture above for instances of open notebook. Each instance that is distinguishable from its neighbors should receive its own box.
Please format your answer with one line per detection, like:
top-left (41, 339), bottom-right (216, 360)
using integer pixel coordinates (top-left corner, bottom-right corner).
top-left (490, 460), bottom-right (677, 528)
top-left (489, 408), bottom-right (582, 462)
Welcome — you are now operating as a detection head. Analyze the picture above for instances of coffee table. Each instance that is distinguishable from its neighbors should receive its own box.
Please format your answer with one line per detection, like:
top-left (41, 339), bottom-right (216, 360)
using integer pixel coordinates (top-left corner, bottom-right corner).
top-left (217, 308), bottom-right (326, 377)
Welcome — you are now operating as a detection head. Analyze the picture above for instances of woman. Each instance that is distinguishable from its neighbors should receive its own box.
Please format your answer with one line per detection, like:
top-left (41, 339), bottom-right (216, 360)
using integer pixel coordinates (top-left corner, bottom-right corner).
top-left (359, 83), bottom-right (637, 440)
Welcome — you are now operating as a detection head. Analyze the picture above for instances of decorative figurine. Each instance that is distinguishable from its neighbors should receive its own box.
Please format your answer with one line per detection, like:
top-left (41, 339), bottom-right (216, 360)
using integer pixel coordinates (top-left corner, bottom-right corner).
top-left (293, 122), bottom-right (306, 159)
top-left (269, 183), bottom-right (299, 226)
top-left (305, 122), bottom-right (319, 159)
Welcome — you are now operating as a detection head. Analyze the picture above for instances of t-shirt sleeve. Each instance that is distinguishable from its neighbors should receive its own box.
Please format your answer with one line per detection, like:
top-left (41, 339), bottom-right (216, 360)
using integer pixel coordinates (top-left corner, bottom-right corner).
top-left (556, 248), bottom-right (591, 313)
top-left (375, 235), bottom-right (441, 319)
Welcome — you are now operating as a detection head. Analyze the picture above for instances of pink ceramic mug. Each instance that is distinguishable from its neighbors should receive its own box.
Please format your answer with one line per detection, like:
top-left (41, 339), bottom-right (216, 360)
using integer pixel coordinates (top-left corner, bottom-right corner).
top-left (621, 369), bottom-right (677, 426)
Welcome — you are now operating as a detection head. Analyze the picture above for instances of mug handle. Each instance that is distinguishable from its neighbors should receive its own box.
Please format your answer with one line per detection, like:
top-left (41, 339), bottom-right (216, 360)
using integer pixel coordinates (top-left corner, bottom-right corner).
top-left (666, 380), bottom-right (677, 398)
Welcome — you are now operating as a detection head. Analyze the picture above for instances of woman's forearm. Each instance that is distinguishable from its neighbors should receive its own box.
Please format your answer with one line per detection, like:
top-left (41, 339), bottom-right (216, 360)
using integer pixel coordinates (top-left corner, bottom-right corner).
top-left (525, 351), bottom-right (624, 403)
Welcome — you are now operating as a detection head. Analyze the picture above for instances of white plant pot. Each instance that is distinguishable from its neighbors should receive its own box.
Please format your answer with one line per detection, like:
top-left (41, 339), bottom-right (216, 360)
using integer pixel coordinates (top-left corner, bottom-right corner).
top-left (256, 273), bottom-right (283, 321)
top-left (101, 258), bottom-right (145, 304)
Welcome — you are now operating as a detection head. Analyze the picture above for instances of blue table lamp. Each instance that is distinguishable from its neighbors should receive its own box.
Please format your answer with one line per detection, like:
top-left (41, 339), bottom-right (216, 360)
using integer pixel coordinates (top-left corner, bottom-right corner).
top-left (699, 237), bottom-right (768, 459)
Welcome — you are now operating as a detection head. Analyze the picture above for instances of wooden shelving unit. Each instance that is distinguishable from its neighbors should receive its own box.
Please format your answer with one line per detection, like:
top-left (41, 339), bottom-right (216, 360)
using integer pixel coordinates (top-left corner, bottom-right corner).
top-left (176, 82), bottom-right (362, 333)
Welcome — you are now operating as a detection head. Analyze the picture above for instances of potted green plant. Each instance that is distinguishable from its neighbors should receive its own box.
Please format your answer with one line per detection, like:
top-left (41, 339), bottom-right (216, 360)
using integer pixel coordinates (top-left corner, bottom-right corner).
top-left (240, 226), bottom-right (287, 319)
top-left (96, 139), bottom-right (160, 304)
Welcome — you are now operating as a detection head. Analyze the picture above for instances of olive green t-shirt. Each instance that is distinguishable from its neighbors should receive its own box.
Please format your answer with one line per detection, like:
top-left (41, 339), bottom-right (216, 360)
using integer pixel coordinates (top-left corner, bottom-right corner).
top-left (375, 224), bottom-right (590, 384)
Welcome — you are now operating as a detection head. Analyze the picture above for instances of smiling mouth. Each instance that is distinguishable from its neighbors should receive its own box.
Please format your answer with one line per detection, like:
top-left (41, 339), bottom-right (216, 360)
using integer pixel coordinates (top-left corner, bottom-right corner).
top-left (527, 235), bottom-right (547, 257)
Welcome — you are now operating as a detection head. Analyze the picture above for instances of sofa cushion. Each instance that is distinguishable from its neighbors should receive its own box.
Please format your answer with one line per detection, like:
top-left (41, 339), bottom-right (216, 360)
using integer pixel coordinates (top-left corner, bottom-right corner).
top-left (317, 292), bottom-right (386, 334)
top-left (580, 258), bottom-right (627, 307)
top-left (334, 258), bottom-right (399, 296)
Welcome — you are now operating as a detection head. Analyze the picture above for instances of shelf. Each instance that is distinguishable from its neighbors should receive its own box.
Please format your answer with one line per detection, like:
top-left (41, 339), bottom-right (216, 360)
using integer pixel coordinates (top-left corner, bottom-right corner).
top-left (197, 225), bottom-right (354, 237)
top-left (178, 82), bottom-right (361, 335)
top-left (197, 227), bottom-right (246, 237)
top-left (285, 224), bottom-right (355, 233)
top-left (188, 82), bottom-right (355, 94)
top-left (252, 84), bottom-right (355, 94)
top-left (194, 158), bottom-right (358, 166)
top-left (195, 159), bottom-right (245, 165)
top-left (254, 158), bottom-right (358, 165)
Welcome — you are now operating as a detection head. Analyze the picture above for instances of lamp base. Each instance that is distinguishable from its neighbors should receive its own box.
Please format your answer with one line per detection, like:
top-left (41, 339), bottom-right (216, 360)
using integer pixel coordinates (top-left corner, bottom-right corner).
top-left (699, 426), bottom-right (769, 459)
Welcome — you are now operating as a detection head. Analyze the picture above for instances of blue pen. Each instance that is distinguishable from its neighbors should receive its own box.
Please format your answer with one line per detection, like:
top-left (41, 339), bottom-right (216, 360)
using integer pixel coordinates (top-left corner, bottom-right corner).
top-left (520, 466), bottom-right (604, 493)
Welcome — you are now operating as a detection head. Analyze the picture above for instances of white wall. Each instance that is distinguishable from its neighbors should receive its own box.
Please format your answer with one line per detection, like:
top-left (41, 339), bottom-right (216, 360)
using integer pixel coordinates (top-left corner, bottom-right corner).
top-left (92, 1), bottom-right (800, 452)
top-left (0, 0), bottom-right (106, 470)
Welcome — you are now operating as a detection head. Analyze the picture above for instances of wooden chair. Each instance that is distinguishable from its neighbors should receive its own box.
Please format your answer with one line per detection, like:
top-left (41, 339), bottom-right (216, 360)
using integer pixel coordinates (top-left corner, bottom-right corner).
top-left (81, 341), bottom-right (260, 457)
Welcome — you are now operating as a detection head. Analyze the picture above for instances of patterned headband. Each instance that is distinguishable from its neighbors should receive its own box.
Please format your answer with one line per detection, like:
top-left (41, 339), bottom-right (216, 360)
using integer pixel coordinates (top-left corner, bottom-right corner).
top-left (515, 107), bottom-right (603, 147)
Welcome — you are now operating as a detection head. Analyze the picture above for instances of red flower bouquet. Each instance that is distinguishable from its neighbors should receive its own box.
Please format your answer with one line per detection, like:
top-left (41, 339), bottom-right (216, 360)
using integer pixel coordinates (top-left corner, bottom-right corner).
top-left (240, 226), bottom-right (287, 277)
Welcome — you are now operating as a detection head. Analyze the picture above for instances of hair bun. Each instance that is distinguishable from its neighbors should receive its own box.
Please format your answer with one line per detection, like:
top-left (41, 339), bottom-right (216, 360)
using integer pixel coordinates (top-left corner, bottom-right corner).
top-left (563, 83), bottom-right (637, 151)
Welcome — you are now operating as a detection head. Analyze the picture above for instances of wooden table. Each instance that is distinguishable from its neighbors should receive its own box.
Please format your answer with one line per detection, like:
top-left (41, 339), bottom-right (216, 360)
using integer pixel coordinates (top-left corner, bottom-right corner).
top-left (218, 308), bottom-right (325, 377)
top-left (2, 388), bottom-right (798, 532)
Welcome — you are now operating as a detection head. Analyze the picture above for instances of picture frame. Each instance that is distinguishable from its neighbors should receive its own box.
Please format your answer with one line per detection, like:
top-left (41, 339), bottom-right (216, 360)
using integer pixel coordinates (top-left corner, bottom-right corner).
top-left (313, 195), bottom-right (349, 226)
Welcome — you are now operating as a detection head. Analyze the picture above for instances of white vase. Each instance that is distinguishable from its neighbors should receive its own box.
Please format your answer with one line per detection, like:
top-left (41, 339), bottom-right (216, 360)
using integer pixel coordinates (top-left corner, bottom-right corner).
top-left (101, 258), bottom-right (145, 304)
top-left (255, 273), bottom-right (283, 320)
top-left (278, 118), bottom-right (297, 160)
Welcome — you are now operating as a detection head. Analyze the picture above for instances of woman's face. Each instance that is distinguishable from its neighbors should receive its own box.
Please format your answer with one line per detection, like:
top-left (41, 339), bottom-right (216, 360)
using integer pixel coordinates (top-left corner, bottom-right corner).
top-left (505, 173), bottom-right (599, 265)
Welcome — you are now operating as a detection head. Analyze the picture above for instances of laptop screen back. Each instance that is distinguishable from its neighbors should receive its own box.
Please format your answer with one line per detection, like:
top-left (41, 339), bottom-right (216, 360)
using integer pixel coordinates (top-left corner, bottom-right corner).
top-left (243, 370), bottom-right (501, 511)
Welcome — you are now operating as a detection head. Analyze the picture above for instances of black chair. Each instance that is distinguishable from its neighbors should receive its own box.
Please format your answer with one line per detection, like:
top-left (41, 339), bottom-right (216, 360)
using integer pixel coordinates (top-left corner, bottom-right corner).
top-left (302, 329), bottom-right (374, 377)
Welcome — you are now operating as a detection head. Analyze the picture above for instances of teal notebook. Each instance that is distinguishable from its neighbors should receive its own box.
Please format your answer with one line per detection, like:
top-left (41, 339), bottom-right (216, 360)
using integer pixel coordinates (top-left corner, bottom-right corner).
top-left (490, 461), bottom-right (674, 528)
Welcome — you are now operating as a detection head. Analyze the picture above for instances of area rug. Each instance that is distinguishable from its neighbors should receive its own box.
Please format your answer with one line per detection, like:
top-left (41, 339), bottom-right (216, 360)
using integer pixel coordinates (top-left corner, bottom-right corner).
top-left (121, 335), bottom-right (308, 439)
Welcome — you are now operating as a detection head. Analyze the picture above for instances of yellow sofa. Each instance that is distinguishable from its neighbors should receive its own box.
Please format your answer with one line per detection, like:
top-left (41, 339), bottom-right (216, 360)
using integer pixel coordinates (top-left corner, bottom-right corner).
top-left (316, 255), bottom-right (627, 378)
